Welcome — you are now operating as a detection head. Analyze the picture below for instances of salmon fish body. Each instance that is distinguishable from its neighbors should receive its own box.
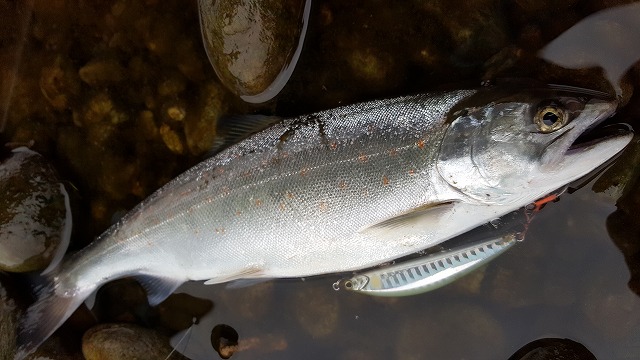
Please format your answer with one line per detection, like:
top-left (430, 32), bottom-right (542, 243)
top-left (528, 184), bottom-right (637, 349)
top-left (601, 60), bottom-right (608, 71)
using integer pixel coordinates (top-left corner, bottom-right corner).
top-left (16, 85), bottom-right (633, 357)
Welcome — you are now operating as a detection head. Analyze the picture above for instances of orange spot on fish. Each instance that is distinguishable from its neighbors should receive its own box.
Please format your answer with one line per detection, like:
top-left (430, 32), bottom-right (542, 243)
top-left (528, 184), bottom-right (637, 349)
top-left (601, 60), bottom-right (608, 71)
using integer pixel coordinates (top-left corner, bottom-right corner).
top-left (319, 201), bottom-right (329, 212)
top-left (388, 148), bottom-right (398, 156)
top-left (382, 176), bottom-right (390, 186)
top-left (279, 202), bottom-right (286, 211)
top-left (286, 191), bottom-right (294, 199)
top-left (330, 141), bottom-right (338, 150)
top-left (255, 199), bottom-right (263, 206)
top-left (358, 153), bottom-right (368, 163)
top-left (300, 167), bottom-right (310, 176)
top-left (338, 180), bottom-right (348, 189)
top-left (408, 169), bottom-right (416, 176)
top-left (235, 210), bottom-right (242, 216)
top-left (416, 139), bottom-right (425, 149)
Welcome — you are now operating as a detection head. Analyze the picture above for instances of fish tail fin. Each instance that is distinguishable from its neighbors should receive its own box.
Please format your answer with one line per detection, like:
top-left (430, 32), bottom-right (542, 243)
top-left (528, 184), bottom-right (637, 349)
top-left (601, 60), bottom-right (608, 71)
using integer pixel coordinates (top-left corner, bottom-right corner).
top-left (15, 274), bottom-right (93, 359)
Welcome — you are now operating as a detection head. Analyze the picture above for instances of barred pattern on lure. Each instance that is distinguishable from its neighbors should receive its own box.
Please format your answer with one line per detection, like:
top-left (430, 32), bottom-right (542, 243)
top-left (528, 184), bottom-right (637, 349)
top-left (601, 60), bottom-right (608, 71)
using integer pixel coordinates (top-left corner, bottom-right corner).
top-left (339, 234), bottom-right (517, 296)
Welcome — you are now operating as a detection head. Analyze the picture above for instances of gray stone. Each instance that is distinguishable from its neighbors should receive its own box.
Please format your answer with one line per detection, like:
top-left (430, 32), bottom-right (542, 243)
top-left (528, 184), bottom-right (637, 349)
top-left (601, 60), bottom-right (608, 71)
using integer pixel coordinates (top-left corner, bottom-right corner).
top-left (0, 147), bottom-right (70, 273)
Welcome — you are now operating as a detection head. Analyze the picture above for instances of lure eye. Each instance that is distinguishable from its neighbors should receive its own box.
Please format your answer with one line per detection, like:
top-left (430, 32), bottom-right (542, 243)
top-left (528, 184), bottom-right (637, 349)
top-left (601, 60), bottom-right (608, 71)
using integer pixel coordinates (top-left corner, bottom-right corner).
top-left (344, 280), bottom-right (353, 290)
top-left (534, 105), bottom-right (567, 133)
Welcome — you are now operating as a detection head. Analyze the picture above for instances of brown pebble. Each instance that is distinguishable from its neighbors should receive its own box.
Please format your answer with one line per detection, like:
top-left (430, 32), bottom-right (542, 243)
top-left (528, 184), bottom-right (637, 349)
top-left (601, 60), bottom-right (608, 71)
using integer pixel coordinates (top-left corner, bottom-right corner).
top-left (82, 323), bottom-right (188, 360)
top-left (159, 124), bottom-right (185, 154)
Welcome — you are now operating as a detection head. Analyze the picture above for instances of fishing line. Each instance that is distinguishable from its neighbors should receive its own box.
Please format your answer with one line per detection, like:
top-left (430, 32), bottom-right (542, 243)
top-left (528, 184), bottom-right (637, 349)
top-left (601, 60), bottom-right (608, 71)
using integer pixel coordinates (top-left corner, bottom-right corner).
top-left (164, 317), bottom-right (196, 360)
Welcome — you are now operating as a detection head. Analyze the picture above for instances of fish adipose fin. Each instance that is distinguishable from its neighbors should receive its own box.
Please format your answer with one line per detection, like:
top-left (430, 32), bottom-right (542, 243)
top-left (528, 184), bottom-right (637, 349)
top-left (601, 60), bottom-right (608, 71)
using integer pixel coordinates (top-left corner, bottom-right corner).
top-left (16, 274), bottom-right (95, 359)
top-left (134, 275), bottom-right (184, 306)
top-left (360, 201), bottom-right (456, 237)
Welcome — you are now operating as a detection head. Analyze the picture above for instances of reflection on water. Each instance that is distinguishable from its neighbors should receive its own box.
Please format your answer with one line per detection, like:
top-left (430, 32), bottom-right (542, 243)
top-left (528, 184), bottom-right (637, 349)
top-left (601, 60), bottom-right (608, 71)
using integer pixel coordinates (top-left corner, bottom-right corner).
top-left (168, 182), bottom-right (640, 359)
top-left (540, 2), bottom-right (640, 96)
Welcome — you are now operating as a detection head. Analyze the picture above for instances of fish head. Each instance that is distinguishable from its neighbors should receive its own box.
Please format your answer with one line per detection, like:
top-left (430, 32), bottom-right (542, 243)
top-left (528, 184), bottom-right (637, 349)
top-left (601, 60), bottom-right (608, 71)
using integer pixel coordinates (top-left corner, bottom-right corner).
top-left (437, 86), bottom-right (633, 205)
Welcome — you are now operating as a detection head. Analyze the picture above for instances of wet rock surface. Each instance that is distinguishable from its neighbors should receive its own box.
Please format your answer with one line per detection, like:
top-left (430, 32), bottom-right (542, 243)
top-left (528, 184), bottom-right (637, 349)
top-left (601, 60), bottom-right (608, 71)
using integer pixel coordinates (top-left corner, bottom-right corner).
top-left (0, 147), bottom-right (69, 272)
top-left (198, 0), bottom-right (309, 102)
top-left (507, 338), bottom-right (597, 360)
top-left (82, 323), bottom-right (188, 360)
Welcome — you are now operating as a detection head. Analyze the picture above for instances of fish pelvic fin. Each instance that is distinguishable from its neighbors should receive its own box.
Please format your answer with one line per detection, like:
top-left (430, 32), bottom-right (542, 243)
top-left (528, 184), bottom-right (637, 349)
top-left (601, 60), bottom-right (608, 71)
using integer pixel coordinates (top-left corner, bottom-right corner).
top-left (360, 201), bottom-right (456, 237)
top-left (134, 275), bottom-right (184, 307)
top-left (15, 273), bottom-right (93, 359)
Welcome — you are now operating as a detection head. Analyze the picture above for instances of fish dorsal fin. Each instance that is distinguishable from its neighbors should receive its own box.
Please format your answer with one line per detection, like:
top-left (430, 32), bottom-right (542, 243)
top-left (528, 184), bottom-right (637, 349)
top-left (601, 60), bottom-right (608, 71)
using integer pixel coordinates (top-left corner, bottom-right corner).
top-left (135, 275), bottom-right (184, 306)
top-left (360, 201), bottom-right (456, 237)
top-left (210, 115), bottom-right (282, 155)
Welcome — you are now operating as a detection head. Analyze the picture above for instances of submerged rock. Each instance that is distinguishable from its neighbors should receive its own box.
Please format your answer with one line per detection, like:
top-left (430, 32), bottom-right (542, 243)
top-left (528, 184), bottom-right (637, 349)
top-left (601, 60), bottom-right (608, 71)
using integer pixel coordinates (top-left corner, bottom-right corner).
top-left (82, 323), bottom-right (188, 360)
top-left (198, 0), bottom-right (311, 103)
top-left (507, 338), bottom-right (596, 360)
top-left (395, 302), bottom-right (505, 359)
top-left (0, 147), bottom-right (71, 273)
top-left (292, 283), bottom-right (340, 338)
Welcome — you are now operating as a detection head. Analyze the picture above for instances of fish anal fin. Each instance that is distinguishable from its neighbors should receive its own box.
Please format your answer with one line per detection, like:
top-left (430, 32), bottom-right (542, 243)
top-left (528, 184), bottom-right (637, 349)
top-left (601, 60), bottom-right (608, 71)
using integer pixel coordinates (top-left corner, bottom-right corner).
top-left (225, 278), bottom-right (271, 289)
top-left (204, 265), bottom-right (265, 285)
top-left (361, 201), bottom-right (456, 237)
top-left (134, 275), bottom-right (184, 307)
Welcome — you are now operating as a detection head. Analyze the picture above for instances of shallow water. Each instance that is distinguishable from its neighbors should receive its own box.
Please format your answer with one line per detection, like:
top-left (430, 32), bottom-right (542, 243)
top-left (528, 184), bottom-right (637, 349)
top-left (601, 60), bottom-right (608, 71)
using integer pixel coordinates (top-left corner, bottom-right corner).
top-left (2, 1), bottom-right (640, 359)
top-left (167, 182), bottom-right (640, 360)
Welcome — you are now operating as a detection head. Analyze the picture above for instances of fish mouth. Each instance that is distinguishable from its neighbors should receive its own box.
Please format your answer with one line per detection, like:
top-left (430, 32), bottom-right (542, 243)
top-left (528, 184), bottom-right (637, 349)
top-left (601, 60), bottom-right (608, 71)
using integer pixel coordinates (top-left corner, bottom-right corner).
top-left (532, 99), bottom-right (632, 191)
top-left (565, 123), bottom-right (633, 156)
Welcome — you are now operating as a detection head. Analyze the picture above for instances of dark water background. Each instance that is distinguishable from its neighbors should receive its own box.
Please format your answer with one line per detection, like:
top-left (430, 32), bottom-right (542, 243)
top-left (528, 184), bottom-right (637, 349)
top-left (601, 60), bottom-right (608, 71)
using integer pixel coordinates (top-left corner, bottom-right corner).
top-left (2, 0), bottom-right (640, 359)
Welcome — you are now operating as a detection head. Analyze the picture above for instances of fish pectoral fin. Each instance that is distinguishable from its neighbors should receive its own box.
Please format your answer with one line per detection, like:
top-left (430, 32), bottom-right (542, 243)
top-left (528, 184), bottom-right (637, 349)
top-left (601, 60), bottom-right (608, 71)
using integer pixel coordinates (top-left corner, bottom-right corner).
top-left (203, 265), bottom-right (265, 285)
top-left (360, 201), bottom-right (456, 237)
top-left (135, 275), bottom-right (184, 306)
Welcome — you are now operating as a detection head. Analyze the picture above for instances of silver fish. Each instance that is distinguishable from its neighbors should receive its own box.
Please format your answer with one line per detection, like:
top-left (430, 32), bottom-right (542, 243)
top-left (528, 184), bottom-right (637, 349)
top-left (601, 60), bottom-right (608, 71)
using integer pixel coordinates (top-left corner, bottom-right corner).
top-left (16, 85), bottom-right (633, 357)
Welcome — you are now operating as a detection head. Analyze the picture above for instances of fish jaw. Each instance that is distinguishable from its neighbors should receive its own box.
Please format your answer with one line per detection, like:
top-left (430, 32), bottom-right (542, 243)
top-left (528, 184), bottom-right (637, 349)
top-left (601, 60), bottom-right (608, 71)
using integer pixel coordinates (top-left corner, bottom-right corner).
top-left (534, 128), bottom-right (633, 190)
top-left (534, 98), bottom-right (633, 191)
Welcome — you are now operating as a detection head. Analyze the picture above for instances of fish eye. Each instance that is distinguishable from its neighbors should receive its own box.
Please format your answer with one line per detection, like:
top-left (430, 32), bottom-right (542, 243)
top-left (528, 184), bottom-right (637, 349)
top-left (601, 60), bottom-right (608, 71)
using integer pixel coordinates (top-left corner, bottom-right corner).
top-left (534, 105), bottom-right (567, 133)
